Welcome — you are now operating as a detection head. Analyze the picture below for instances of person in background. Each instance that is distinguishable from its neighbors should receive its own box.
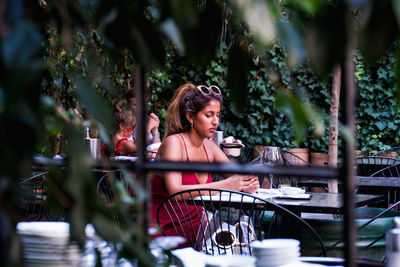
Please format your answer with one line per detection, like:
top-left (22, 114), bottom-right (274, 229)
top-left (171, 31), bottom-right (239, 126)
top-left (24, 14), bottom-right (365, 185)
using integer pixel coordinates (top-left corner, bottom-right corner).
top-left (124, 88), bottom-right (161, 145)
top-left (150, 83), bottom-right (259, 248)
top-left (112, 100), bottom-right (137, 156)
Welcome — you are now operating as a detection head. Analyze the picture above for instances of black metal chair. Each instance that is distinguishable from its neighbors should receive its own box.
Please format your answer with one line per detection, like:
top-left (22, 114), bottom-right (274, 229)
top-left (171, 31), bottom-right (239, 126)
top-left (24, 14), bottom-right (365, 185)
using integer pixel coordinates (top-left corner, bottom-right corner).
top-left (97, 173), bottom-right (114, 203)
top-left (355, 156), bottom-right (400, 176)
top-left (19, 172), bottom-right (63, 221)
top-left (281, 150), bottom-right (313, 167)
top-left (156, 188), bottom-right (326, 256)
top-left (213, 142), bottom-right (260, 182)
top-left (320, 201), bottom-right (400, 264)
top-left (278, 150), bottom-right (314, 187)
top-left (276, 150), bottom-right (318, 189)
top-left (236, 141), bottom-right (260, 165)
top-left (368, 163), bottom-right (400, 207)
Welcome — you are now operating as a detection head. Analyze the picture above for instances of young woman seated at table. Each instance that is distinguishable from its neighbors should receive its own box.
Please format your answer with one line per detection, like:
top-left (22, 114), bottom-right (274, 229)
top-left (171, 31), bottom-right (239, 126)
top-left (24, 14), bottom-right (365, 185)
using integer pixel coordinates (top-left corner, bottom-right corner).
top-left (150, 83), bottom-right (259, 248)
top-left (112, 101), bottom-right (137, 156)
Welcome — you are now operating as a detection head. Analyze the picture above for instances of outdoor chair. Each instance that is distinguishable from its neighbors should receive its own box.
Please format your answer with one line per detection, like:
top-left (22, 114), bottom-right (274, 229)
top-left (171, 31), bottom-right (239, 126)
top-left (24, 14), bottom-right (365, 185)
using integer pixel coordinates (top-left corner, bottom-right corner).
top-left (355, 156), bottom-right (400, 176)
top-left (235, 141), bottom-right (260, 165)
top-left (368, 163), bottom-right (400, 207)
top-left (279, 150), bottom-right (313, 187)
top-left (156, 188), bottom-right (326, 256)
top-left (97, 173), bottom-right (114, 203)
top-left (213, 141), bottom-right (260, 182)
top-left (320, 201), bottom-right (400, 264)
top-left (19, 172), bottom-right (64, 221)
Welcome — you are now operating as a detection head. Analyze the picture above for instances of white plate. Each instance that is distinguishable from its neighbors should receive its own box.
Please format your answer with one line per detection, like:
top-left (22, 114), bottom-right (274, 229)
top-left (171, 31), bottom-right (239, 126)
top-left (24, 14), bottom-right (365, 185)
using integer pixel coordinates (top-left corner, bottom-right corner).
top-left (17, 222), bottom-right (70, 238)
top-left (205, 255), bottom-right (256, 267)
top-left (146, 142), bottom-right (161, 151)
top-left (251, 239), bottom-right (300, 250)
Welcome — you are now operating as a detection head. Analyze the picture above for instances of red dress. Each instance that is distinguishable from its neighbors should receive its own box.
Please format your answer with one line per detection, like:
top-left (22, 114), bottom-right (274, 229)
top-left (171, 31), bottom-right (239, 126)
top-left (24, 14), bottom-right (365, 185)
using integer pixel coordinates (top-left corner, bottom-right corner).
top-left (115, 137), bottom-right (135, 156)
top-left (150, 134), bottom-right (212, 248)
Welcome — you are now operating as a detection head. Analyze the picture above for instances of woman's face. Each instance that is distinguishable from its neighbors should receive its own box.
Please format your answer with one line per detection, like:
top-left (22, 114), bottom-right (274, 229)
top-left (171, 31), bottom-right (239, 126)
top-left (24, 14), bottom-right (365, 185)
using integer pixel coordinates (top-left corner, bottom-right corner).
top-left (191, 99), bottom-right (221, 139)
top-left (121, 124), bottom-right (134, 137)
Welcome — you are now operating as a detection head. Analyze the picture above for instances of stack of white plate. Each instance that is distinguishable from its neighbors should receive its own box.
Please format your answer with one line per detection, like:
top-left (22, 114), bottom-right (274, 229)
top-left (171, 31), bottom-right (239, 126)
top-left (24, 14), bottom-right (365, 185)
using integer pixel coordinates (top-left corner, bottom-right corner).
top-left (251, 239), bottom-right (300, 267)
top-left (17, 222), bottom-right (81, 266)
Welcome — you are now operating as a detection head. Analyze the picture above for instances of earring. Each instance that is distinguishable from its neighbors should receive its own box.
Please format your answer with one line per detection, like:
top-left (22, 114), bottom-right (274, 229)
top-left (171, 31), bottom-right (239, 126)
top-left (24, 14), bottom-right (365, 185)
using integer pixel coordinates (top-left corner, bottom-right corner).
top-left (190, 121), bottom-right (193, 128)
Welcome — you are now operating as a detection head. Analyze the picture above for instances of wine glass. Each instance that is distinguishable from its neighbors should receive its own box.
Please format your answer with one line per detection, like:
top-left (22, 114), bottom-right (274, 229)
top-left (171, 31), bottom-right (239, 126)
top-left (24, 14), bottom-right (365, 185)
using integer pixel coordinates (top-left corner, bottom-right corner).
top-left (260, 146), bottom-right (283, 189)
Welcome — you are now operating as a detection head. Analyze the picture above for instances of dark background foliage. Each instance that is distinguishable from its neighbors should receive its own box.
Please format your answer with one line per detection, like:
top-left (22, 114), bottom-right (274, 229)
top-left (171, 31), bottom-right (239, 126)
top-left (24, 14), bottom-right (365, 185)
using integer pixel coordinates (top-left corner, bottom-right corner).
top-left (148, 42), bottom-right (400, 153)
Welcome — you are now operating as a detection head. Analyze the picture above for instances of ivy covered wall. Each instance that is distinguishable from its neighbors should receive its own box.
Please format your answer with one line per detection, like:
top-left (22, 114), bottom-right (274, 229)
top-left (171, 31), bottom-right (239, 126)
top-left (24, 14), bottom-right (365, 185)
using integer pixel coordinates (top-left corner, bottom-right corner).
top-left (148, 43), bottom-right (399, 153)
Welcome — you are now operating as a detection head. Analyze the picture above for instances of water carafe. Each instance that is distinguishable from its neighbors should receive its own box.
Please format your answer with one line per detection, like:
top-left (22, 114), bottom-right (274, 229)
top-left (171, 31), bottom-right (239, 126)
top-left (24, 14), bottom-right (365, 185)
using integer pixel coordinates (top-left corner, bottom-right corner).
top-left (84, 127), bottom-right (101, 159)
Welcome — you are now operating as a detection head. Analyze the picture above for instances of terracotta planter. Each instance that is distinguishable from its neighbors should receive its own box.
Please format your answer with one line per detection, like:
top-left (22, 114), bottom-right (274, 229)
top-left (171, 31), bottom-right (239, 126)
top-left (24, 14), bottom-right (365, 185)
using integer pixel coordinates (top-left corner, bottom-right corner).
top-left (285, 148), bottom-right (310, 164)
top-left (374, 151), bottom-right (398, 158)
top-left (355, 150), bottom-right (369, 158)
top-left (310, 152), bottom-right (328, 167)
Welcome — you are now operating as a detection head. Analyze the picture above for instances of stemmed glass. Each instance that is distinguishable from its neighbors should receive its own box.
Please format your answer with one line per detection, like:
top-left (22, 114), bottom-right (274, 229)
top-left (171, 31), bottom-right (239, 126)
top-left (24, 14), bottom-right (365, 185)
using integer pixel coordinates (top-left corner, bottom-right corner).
top-left (260, 146), bottom-right (283, 189)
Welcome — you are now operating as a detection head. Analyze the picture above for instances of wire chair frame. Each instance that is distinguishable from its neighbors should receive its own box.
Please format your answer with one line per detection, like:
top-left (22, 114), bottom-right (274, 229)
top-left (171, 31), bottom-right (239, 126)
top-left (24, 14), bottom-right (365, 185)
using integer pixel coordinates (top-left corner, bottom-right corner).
top-left (370, 163), bottom-right (400, 178)
top-left (278, 150), bottom-right (313, 187)
top-left (156, 188), bottom-right (326, 256)
top-left (236, 141), bottom-right (260, 165)
top-left (281, 150), bottom-right (313, 167)
top-left (369, 163), bottom-right (400, 207)
top-left (320, 200), bottom-right (400, 262)
top-left (19, 172), bottom-right (63, 222)
top-left (355, 156), bottom-right (400, 176)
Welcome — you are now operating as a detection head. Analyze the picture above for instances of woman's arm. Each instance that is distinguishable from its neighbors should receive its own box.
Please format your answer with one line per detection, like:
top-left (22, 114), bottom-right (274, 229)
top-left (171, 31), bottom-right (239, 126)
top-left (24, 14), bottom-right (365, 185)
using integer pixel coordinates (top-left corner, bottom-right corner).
top-left (204, 139), bottom-right (259, 194)
top-left (161, 137), bottom-right (259, 196)
top-left (147, 113), bottom-right (161, 144)
top-left (121, 139), bottom-right (137, 155)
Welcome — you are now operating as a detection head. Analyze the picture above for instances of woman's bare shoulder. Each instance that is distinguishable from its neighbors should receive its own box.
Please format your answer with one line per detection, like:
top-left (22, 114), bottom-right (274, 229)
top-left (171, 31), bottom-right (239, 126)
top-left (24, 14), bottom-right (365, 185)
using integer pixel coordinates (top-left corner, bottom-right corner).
top-left (203, 138), bottom-right (229, 163)
top-left (162, 134), bottom-right (182, 146)
top-left (158, 134), bottom-right (184, 160)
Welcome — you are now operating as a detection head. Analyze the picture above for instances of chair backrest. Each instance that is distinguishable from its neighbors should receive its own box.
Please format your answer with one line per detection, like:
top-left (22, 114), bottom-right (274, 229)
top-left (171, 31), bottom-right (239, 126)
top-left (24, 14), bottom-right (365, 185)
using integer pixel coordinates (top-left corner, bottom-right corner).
top-left (19, 172), bottom-right (63, 221)
top-left (278, 151), bottom-right (313, 187)
top-left (355, 156), bottom-right (400, 176)
top-left (236, 142), bottom-right (260, 165)
top-left (97, 173), bottom-right (114, 203)
top-left (370, 163), bottom-right (400, 178)
top-left (369, 163), bottom-right (400, 206)
top-left (281, 150), bottom-right (313, 167)
top-left (156, 188), bottom-right (326, 256)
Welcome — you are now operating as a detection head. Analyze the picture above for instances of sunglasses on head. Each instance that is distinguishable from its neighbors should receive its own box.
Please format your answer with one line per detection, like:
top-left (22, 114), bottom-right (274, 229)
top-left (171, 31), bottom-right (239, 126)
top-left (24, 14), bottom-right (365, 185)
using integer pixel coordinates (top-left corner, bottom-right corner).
top-left (196, 85), bottom-right (222, 96)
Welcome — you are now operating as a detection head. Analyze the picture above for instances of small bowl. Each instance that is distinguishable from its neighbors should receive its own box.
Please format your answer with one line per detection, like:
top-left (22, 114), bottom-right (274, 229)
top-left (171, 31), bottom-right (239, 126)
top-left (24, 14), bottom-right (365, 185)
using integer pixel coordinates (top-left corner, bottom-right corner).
top-left (223, 147), bottom-right (242, 157)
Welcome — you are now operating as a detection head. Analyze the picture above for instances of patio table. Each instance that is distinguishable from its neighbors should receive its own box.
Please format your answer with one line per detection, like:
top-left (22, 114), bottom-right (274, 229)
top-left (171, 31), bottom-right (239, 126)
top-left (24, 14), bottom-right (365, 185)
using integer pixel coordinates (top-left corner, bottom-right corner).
top-left (298, 176), bottom-right (400, 189)
top-left (191, 191), bottom-right (384, 242)
top-left (298, 176), bottom-right (400, 207)
top-left (192, 191), bottom-right (384, 215)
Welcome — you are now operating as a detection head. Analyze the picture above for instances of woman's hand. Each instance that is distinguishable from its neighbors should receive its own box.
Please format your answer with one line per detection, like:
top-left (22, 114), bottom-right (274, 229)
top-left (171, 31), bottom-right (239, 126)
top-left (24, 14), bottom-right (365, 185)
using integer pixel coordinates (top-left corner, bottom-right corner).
top-left (147, 113), bottom-right (160, 133)
top-left (242, 176), bottom-right (259, 194)
top-left (227, 175), bottom-right (259, 193)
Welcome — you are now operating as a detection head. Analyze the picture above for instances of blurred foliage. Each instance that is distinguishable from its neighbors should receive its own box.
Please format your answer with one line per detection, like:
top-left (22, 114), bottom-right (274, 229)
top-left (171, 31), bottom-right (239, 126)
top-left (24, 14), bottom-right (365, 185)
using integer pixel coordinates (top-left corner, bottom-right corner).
top-left (2, 0), bottom-right (400, 265)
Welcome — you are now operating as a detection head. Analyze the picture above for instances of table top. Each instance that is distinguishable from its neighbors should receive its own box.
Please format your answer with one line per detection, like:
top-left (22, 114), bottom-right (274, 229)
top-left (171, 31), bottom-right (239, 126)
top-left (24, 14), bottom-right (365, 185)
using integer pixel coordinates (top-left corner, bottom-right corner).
top-left (271, 192), bottom-right (383, 214)
top-left (299, 176), bottom-right (400, 188)
top-left (192, 191), bottom-right (384, 215)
